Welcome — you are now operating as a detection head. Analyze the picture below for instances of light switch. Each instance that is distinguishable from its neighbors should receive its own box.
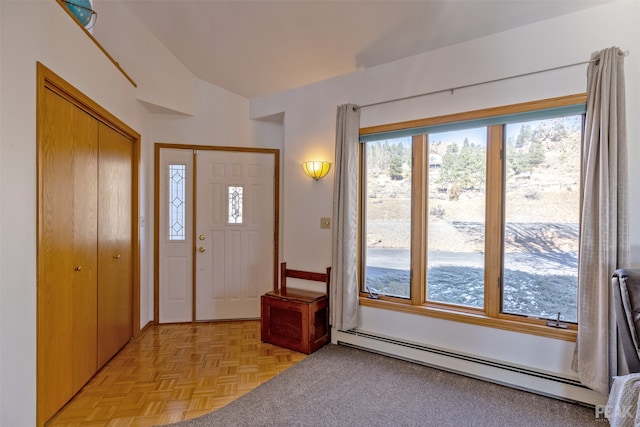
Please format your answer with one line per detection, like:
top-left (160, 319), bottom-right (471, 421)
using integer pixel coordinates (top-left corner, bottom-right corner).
top-left (320, 217), bottom-right (331, 229)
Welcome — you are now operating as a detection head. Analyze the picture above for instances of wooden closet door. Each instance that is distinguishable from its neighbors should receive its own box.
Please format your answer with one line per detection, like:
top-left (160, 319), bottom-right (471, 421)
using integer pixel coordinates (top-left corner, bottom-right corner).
top-left (97, 123), bottom-right (133, 367)
top-left (38, 88), bottom-right (98, 422)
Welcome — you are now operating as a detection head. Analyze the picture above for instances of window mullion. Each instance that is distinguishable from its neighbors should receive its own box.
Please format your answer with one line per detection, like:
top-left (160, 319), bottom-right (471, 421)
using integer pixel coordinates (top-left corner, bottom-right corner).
top-left (411, 135), bottom-right (427, 305)
top-left (357, 142), bottom-right (366, 294)
top-left (485, 125), bottom-right (503, 317)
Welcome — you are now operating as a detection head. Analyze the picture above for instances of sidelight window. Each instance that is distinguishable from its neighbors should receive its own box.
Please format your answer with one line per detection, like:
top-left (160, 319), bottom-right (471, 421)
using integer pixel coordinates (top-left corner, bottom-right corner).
top-left (168, 164), bottom-right (186, 240)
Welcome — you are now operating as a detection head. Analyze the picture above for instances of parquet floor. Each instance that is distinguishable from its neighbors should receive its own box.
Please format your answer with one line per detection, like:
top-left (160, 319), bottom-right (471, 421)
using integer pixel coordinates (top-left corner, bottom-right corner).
top-left (46, 320), bottom-right (306, 426)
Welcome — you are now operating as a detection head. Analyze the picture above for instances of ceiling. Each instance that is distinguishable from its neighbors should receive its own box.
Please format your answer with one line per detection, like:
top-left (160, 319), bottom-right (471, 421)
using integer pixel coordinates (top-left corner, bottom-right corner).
top-left (120, 0), bottom-right (610, 99)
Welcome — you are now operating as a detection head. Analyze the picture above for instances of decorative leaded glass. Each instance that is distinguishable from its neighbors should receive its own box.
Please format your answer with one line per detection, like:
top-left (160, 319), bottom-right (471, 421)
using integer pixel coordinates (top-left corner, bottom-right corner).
top-left (168, 164), bottom-right (186, 240)
top-left (228, 186), bottom-right (243, 224)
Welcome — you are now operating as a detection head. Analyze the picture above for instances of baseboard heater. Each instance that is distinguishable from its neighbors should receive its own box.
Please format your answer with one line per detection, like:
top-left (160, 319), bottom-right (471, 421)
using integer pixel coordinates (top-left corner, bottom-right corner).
top-left (334, 329), bottom-right (607, 407)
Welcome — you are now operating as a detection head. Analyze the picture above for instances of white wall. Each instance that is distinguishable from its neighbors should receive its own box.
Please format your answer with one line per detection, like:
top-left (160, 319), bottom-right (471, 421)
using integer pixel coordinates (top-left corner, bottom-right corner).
top-left (0, 1), bottom-right (257, 425)
top-left (149, 79), bottom-right (279, 149)
top-left (251, 0), bottom-right (640, 389)
top-left (0, 0), bottom-right (4, 420)
top-left (0, 2), bottom-right (146, 424)
top-left (92, 0), bottom-right (198, 116)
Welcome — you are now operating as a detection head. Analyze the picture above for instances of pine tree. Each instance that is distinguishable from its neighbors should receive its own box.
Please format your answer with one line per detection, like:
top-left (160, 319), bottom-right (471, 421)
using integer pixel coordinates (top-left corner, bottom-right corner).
top-left (387, 142), bottom-right (406, 180)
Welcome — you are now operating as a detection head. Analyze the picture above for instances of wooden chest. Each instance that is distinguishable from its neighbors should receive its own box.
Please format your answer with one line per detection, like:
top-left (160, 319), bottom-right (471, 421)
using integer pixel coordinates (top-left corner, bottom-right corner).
top-left (261, 288), bottom-right (329, 355)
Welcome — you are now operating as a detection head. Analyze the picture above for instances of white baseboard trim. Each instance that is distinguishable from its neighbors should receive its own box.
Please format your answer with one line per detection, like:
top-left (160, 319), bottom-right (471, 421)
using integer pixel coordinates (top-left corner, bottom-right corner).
top-left (333, 328), bottom-right (607, 407)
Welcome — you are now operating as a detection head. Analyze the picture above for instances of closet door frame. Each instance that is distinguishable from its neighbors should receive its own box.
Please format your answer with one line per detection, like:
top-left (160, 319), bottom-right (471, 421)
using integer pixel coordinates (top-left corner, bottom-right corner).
top-left (36, 62), bottom-right (141, 427)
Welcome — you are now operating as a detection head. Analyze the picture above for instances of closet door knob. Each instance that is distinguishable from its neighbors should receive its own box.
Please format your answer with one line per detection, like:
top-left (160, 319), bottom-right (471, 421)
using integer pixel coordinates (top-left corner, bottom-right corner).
top-left (114, 254), bottom-right (121, 259)
top-left (74, 266), bottom-right (82, 272)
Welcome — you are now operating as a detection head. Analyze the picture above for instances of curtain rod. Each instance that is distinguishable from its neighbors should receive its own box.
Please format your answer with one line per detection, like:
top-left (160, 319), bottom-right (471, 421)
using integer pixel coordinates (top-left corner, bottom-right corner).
top-left (356, 51), bottom-right (630, 110)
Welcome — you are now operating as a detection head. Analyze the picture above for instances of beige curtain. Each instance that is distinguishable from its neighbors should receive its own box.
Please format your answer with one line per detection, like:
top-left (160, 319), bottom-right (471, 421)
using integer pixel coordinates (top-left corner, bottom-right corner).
top-left (331, 104), bottom-right (361, 331)
top-left (575, 47), bottom-right (629, 394)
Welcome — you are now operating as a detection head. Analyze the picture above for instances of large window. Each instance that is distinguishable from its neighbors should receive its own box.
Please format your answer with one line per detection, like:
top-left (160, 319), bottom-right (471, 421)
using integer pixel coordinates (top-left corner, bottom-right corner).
top-left (360, 95), bottom-right (585, 337)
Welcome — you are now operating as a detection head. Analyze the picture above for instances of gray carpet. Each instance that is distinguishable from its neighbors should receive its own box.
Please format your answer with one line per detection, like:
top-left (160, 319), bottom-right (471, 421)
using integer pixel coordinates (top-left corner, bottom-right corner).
top-left (169, 344), bottom-right (604, 427)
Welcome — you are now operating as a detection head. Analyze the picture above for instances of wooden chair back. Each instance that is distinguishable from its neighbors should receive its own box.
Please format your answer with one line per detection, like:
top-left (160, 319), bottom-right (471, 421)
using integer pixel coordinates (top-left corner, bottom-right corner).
top-left (280, 262), bottom-right (331, 296)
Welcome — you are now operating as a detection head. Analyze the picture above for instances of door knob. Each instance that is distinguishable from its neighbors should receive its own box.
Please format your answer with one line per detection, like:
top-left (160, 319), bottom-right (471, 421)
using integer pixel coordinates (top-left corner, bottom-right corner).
top-left (198, 246), bottom-right (206, 253)
top-left (114, 254), bottom-right (121, 259)
top-left (199, 234), bottom-right (206, 241)
top-left (74, 266), bottom-right (82, 272)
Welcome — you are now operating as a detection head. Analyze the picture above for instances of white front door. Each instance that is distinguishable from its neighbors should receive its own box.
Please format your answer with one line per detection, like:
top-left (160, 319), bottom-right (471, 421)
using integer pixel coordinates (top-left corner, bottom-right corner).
top-left (158, 147), bottom-right (276, 323)
top-left (195, 150), bottom-right (275, 320)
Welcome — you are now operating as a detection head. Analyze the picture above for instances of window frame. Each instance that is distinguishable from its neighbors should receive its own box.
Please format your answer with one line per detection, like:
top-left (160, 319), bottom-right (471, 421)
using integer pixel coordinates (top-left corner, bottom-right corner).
top-left (358, 94), bottom-right (586, 341)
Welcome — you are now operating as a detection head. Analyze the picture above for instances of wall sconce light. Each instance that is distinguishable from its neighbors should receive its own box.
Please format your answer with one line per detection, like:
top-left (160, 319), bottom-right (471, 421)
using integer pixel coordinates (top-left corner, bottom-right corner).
top-left (302, 161), bottom-right (331, 180)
